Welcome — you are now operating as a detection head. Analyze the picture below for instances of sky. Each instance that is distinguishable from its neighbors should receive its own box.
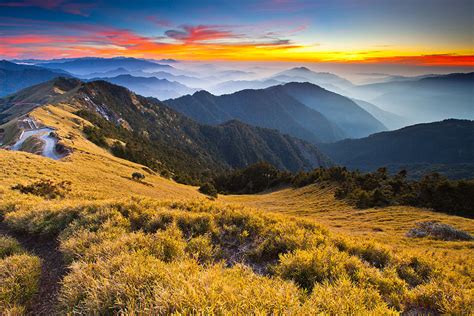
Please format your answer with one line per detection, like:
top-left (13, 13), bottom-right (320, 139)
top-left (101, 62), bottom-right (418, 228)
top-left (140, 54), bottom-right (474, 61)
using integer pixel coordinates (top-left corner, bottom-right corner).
top-left (0, 0), bottom-right (473, 68)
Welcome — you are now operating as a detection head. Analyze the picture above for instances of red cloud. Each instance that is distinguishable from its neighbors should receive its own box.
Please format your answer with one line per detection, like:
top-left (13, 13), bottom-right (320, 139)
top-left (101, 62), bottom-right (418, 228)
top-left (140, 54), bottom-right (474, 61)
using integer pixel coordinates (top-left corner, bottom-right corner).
top-left (165, 25), bottom-right (238, 43)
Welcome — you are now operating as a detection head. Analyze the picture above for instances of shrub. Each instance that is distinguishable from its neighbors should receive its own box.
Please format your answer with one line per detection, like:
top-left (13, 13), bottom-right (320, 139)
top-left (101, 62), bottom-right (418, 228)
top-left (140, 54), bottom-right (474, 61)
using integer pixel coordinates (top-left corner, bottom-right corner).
top-left (185, 235), bottom-right (218, 264)
top-left (131, 172), bottom-right (145, 181)
top-left (406, 221), bottom-right (473, 241)
top-left (276, 246), bottom-right (349, 290)
top-left (302, 277), bottom-right (395, 314)
top-left (151, 224), bottom-right (186, 262)
top-left (11, 179), bottom-right (71, 199)
top-left (0, 254), bottom-right (41, 312)
top-left (0, 235), bottom-right (24, 259)
top-left (59, 253), bottom-right (303, 315)
top-left (347, 242), bottom-right (392, 269)
top-left (407, 279), bottom-right (474, 314)
top-left (198, 182), bottom-right (218, 198)
top-left (397, 257), bottom-right (436, 287)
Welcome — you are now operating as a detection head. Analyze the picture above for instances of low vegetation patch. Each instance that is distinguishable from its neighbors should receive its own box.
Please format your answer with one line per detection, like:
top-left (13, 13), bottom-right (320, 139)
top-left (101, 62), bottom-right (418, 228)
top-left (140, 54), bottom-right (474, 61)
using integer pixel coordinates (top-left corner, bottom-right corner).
top-left (0, 235), bottom-right (41, 314)
top-left (407, 221), bottom-right (473, 241)
top-left (11, 179), bottom-right (71, 199)
top-left (0, 198), bottom-right (472, 314)
top-left (198, 182), bottom-right (218, 198)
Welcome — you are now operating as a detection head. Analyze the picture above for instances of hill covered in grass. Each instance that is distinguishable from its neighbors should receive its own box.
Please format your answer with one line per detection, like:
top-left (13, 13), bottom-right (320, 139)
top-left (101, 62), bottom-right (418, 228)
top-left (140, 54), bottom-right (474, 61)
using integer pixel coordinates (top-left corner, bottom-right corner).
top-left (1, 78), bottom-right (330, 184)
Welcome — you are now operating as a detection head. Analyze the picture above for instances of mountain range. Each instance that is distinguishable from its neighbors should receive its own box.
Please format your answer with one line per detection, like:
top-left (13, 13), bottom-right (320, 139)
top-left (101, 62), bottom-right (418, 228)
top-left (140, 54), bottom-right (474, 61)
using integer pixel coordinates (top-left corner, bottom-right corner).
top-left (167, 82), bottom-right (386, 143)
top-left (0, 60), bottom-right (71, 97)
top-left (1, 78), bottom-right (330, 182)
top-left (348, 72), bottom-right (474, 123)
top-left (320, 119), bottom-right (474, 178)
top-left (38, 57), bottom-right (174, 75)
top-left (89, 74), bottom-right (198, 100)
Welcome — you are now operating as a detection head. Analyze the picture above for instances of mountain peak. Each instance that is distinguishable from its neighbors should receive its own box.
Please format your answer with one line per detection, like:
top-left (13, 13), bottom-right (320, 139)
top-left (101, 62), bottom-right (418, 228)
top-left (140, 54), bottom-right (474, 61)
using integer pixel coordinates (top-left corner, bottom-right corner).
top-left (290, 66), bottom-right (312, 72)
top-left (193, 90), bottom-right (215, 97)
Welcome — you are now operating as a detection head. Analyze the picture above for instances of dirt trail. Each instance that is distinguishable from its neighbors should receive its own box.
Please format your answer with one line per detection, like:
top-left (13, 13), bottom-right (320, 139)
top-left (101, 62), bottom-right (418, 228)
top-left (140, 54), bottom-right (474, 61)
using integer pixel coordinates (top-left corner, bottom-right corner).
top-left (0, 222), bottom-right (65, 315)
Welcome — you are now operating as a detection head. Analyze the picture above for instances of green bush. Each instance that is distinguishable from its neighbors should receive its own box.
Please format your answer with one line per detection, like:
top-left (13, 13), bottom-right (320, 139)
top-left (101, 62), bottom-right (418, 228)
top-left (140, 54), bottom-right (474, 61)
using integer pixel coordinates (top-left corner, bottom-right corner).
top-left (11, 179), bottom-right (71, 200)
top-left (198, 182), bottom-right (218, 198)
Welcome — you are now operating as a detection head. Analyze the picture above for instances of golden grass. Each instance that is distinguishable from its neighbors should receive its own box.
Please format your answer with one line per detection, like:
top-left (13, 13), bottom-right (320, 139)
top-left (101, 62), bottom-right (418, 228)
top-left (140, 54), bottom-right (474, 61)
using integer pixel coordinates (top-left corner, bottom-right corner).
top-left (0, 103), bottom-right (472, 314)
top-left (0, 235), bottom-right (41, 314)
top-left (0, 105), bottom-right (204, 202)
top-left (219, 183), bottom-right (474, 265)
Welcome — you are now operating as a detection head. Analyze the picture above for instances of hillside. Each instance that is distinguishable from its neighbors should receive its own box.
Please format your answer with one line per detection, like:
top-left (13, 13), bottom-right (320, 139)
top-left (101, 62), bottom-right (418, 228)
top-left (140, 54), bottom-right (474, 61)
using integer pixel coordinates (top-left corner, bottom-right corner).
top-left (0, 60), bottom-right (71, 97)
top-left (166, 87), bottom-right (345, 143)
top-left (351, 98), bottom-right (409, 130)
top-left (1, 142), bottom-right (473, 314)
top-left (320, 119), bottom-right (474, 177)
top-left (167, 82), bottom-right (386, 143)
top-left (349, 72), bottom-right (474, 123)
top-left (0, 78), bottom-right (330, 182)
top-left (279, 82), bottom-right (386, 138)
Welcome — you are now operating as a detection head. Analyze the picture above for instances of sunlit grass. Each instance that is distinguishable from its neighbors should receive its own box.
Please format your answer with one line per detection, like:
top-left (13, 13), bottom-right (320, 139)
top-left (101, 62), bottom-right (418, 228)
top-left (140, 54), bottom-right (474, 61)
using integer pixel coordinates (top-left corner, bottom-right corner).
top-left (0, 104), bottom-right (472, 314)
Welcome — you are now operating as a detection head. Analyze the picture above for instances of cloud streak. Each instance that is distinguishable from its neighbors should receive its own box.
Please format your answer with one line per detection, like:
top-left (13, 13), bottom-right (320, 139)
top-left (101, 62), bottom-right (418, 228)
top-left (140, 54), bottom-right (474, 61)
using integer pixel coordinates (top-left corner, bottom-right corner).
top-left (0, 0), bottom-right (95, 16)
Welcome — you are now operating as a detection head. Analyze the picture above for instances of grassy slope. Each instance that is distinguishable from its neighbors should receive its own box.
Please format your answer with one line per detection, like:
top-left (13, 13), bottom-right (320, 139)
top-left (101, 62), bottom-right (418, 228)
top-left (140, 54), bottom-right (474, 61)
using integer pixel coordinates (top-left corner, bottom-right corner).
top-left (0, 102), bottom-right (473, 313)
top-left (220, 184), bottom-right (474, 267)
top-left (0, 104), bottom-right (203, 202)
top-left (2, 102), bottom-right (472, 257)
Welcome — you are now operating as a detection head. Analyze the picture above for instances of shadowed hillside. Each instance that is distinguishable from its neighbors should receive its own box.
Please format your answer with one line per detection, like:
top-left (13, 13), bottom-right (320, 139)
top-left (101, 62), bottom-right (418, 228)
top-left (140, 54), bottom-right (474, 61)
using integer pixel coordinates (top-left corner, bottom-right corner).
top-left (320, 119), bottom-right (474, 178)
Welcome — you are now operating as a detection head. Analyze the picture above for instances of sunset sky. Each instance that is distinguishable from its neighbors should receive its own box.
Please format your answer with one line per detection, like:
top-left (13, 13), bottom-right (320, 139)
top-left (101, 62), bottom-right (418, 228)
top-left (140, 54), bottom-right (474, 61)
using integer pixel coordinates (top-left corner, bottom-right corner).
top-left (1, 0), bottom-right (473, 67)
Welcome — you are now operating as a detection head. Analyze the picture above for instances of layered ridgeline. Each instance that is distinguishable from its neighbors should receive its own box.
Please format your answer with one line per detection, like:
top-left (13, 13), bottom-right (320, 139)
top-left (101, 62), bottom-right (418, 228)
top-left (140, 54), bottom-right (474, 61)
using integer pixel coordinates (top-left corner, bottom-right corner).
top-left (271, 66), bottom-right (355, 93)
top-left (0, 60), bottom-right (72, 97)
top-left (36, 57), bottom-right (174, 75)
top-left (0, 78), bottom-right (330, 183)
top-left (166, 82), bottom-right (386, 143)
top-left (320, 119), bottom-right (474, 179)
top-left (89, 74), bottom-right (198, 100)
top-left (348, 72), bottom-right (474, 124)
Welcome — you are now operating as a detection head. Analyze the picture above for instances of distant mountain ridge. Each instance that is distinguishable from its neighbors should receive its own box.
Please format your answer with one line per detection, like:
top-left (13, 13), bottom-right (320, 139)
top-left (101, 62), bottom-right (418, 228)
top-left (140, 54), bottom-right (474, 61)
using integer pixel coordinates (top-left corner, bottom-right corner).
top-left (1, 78), bottom-right (330, 180)
top-left (166, 84), bottom-right (347, 143)
top-left (167, 82), bottom-right (386, 143)
top-left (0, 60), bottom-right (72, 97)
top-left (320, 119), bottom-right (474, 178)
top-left (89, 74), bottom-right (198, 100)
top-left (348, 72), bottom-right (474, 123)
top-left (38, 57), bottom-right (174, 75)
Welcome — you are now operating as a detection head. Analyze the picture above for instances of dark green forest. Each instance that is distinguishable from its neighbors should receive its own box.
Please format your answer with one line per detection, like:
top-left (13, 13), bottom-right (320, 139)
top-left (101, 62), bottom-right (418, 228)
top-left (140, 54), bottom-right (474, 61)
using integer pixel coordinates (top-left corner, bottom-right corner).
top-left (211, 162), bottom-right (474, 218)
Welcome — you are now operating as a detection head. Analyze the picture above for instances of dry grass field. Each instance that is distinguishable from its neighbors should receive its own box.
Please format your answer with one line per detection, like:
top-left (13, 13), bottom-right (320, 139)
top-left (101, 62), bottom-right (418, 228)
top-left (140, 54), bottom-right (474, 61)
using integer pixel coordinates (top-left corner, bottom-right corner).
top-left (0, 103), bottom-right (472, 314)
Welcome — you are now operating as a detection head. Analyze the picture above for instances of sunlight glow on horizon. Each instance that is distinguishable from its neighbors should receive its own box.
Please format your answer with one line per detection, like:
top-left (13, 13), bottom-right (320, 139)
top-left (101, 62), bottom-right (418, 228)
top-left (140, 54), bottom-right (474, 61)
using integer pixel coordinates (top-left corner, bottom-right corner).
top-left (0, 0), bottom-right (472, 67)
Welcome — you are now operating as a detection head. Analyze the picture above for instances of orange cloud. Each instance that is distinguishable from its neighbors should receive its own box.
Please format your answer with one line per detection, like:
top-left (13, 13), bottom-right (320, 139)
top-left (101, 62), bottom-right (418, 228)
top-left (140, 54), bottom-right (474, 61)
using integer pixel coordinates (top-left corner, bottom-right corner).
top-left (356, 54), bottom-right (474, 67)
top-left (1, 22), bottom-right (473, 68)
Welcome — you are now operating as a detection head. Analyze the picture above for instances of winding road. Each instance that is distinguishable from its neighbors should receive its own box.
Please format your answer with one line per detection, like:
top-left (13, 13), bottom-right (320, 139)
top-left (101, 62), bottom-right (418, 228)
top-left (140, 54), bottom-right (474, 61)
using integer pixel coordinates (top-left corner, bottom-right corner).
top-left (11, 127), bottom-right (62, 160)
